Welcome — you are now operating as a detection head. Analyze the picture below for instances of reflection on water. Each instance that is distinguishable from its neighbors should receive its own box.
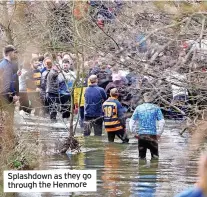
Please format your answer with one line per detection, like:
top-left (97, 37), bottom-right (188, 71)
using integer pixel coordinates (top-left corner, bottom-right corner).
top-left (15, 120), bottom-right (206, 197)
top-left (102, 144), bottom-right (130, 197)
top-left (132, 159), bottom-right (158, 197)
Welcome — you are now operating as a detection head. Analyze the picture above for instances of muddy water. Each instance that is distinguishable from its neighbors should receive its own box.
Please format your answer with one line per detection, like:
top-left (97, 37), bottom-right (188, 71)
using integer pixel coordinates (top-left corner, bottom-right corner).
top-left (15, 117), bottom-right (204, 197)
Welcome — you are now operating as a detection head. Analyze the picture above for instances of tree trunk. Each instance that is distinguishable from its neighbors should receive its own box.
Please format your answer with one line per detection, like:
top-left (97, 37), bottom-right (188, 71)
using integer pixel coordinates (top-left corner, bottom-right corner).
top-left (2, 2), bottom-right (14, 44)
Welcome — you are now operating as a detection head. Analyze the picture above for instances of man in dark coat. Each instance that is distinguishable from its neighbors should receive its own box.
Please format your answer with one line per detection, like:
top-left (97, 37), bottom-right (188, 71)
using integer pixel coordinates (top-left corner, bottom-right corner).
top-left (84, 75), bottom-right (107, 136)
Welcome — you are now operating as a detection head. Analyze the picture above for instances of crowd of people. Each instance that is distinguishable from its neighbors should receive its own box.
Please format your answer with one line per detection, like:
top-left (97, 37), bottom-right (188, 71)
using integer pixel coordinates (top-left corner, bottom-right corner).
top-left (0, 44), bottom-right (166, 156)
top-left (0, 45), bottom-right (140, 122)
top-left (1, 45), bottom-right (207, 197)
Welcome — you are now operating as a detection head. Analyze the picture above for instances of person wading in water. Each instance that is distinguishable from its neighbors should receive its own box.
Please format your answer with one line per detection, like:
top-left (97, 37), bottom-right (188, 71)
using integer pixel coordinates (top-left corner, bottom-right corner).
top-left (129, 92), bottom-right (165, 159)
top-left (103, 88), bottom-right (129, 143)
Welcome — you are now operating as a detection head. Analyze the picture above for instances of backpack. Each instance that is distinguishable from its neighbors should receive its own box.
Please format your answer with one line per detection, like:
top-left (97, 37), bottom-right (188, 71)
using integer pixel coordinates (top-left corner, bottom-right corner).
top-left (41, 70), bottom-right (50, 91)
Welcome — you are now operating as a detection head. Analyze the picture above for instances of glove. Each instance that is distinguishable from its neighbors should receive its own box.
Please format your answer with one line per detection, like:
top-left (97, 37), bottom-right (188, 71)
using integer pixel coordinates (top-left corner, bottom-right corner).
top-left (17, 69), bottom-right (22, 76)
top-left (74, 107), bottom-right (78, 115)
top-left (13, 95), bottom-right (19, 103)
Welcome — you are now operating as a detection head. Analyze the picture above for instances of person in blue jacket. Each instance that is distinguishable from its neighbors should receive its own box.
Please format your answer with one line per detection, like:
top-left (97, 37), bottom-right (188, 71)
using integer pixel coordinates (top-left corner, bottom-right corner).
top-left (84, 74), bottom-right (107, 136)
top-left (175, 153), bottom-right (207, 197)
top-left (0, 45), bottom-right (19, 104)
top-left (129, 92), bottom-right (165, 160)
top-left (58, 59), bottom-right (75, 119)
top-left (0, 45), bottom-right (19, 148)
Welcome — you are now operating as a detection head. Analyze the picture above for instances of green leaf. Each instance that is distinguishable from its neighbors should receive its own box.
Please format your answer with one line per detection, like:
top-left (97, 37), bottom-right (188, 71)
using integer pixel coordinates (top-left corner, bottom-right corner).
top-left (13, 160), bottom-right (22, 168)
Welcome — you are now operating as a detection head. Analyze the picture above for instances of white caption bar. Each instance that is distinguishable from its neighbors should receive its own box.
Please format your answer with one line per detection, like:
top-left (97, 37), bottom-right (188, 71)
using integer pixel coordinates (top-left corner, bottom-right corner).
top-left (4, 170), bottom-right (97, 192)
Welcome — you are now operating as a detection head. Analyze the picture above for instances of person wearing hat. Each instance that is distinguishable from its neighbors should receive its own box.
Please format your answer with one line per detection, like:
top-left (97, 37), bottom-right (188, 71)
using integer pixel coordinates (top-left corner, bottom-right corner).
top-left (105, 72), bottom-right (128, 96)
top-left (103, 88), bottom-right (129, 143)
top-left (129, 92), bottom-right (165, 159)
top-left (84, 74), bottom-right (107, 136)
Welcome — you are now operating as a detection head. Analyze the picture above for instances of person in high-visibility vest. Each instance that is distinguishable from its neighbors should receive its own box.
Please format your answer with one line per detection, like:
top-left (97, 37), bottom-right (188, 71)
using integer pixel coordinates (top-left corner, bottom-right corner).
top-left (74, 85), bottom-right (86, 128)
top-left (103, 88), bottom-right (129, 143)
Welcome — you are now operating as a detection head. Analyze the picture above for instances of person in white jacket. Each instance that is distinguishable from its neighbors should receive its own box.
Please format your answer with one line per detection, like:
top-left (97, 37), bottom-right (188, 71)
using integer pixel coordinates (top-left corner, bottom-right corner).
top-left (18, 63), bottom-right (31, 114)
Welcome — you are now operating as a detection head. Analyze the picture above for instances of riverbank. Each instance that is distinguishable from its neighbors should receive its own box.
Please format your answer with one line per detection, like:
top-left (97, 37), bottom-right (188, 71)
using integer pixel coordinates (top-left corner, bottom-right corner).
top-left (10, 111), bottom-right (205, 197)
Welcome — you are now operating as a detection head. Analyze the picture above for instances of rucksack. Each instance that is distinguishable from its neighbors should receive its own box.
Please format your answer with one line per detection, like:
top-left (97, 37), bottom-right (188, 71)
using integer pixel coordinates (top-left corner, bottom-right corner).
top-left (41, 70), bottom-right (50, 91)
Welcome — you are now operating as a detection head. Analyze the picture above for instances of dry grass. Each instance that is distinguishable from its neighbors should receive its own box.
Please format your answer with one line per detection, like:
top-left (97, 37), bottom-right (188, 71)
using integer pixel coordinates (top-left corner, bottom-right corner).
top-left (0, 106), bottom-right (39, 197)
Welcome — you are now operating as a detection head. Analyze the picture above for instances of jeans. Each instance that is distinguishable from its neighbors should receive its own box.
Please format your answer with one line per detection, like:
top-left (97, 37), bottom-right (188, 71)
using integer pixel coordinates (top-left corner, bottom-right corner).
top-left (138, 134), bottom-right (158, 159)
top-left (84, 116), bottom-right (103, 136)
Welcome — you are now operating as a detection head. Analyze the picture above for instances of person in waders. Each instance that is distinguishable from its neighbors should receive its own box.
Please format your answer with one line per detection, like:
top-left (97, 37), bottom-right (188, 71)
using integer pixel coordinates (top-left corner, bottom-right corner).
top-left (84, 75), bottom-right (107, 136)
top-left (175, 153), bottom-right (207, 197)
top-left (129, 92), bottom-right (165, 159)
top-left (103, 88), bottom-right (129, 143)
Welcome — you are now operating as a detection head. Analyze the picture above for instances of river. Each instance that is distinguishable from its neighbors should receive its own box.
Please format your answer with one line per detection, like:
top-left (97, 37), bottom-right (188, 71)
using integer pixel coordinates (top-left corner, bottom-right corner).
top-left (13, 113), bottom-right (206, 197)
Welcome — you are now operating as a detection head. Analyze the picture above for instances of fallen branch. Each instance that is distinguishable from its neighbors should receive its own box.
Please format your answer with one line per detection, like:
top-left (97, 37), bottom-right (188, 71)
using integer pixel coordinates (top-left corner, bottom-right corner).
top-left (136, 17), bottom-right (189, 47)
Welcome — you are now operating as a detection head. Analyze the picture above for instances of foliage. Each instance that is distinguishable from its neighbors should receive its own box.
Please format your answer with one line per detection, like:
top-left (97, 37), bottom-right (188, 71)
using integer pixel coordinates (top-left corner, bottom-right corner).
top-left (0, 1), bottom-right (207, 134)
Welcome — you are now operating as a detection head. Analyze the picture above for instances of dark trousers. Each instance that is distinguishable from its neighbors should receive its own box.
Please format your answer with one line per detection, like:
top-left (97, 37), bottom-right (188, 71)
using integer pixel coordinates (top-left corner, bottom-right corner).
top-left (19, 92), bottom-right (31, 114)
top-left (138, 135), bottom-right (159, 159)
top-left (47, 93), bottom-right (70, 120)
top-left (47, 93), bottom-right (59, 120)
top-left (84, 116), bottom-right (103, 136)
top-left (28, 91), bottom-right (42, 116)
top-left (60, 94), bottom-right (70, 119)
top-left (79, 106), bottom-right (84, 128)
top-left (107, 129), bottom-right (129, 143)
top-left (40, 91), bottom-right (49, 115)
